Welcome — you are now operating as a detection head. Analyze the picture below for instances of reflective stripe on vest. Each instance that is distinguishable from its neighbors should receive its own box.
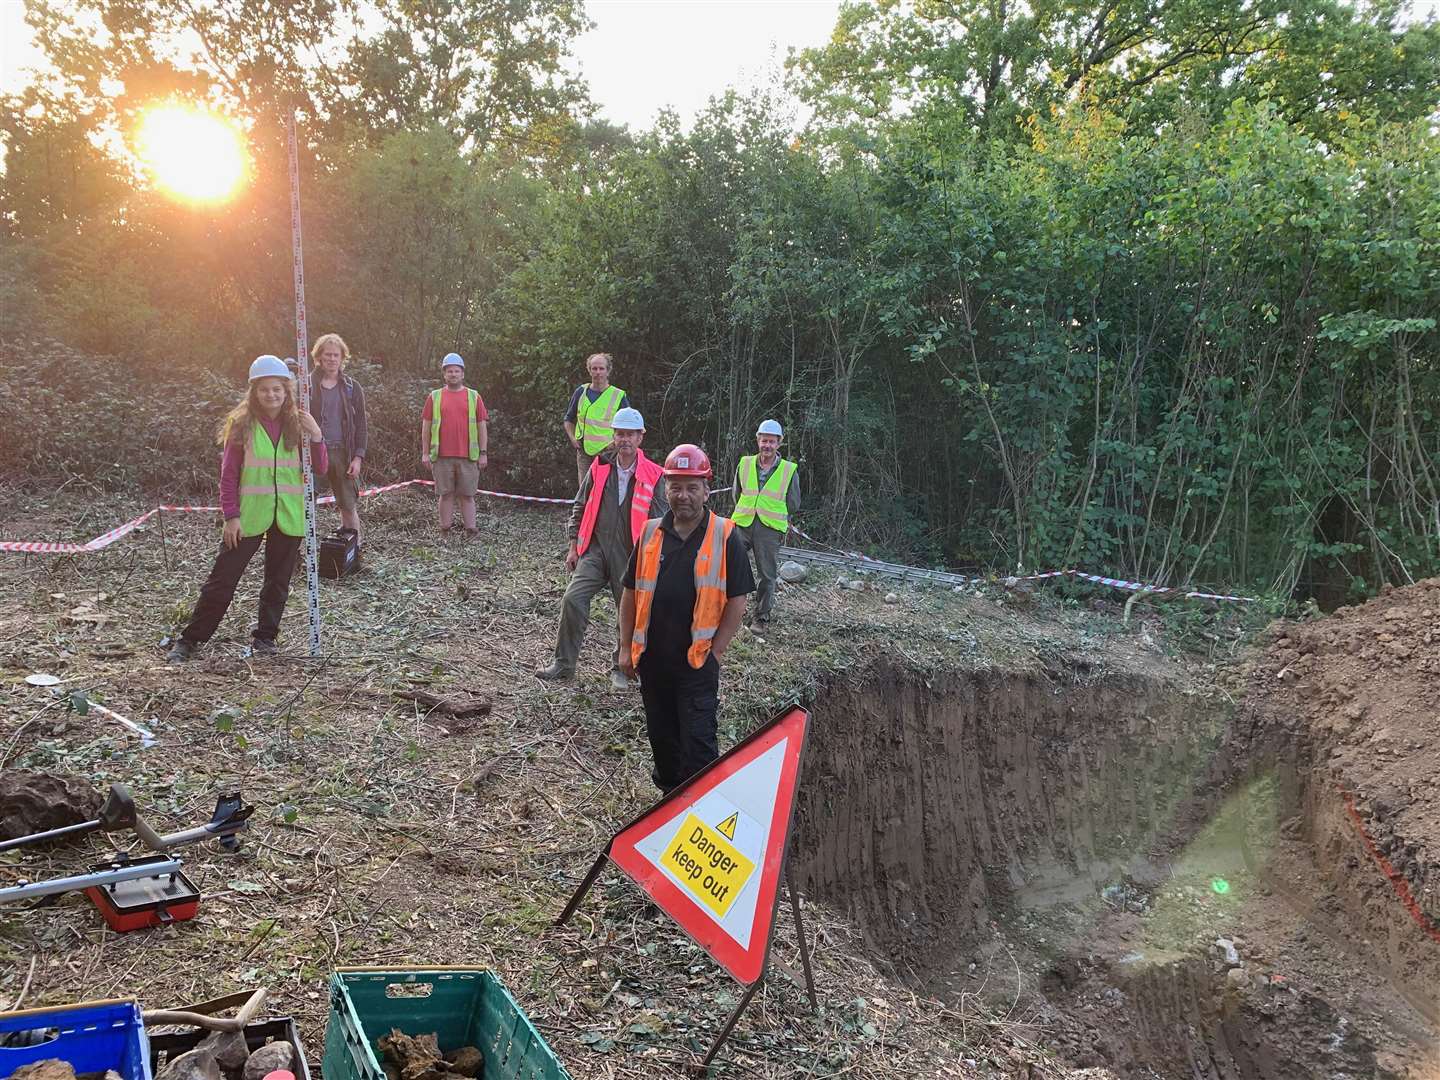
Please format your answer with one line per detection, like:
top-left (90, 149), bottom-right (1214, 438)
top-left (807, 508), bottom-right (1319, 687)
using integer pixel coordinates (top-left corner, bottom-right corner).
top-left (430, 387), bottom-right (480, 461)
top-left (630, 512), bottom-right (733, 670)
top-left (239, 422), bottom-right (305, 538)
top-left (576, 452), bottom-right (666, 556)
top-left (731, 455), bottom-right (796, 532)
top-left (576, 385), bottom-right (625, 456)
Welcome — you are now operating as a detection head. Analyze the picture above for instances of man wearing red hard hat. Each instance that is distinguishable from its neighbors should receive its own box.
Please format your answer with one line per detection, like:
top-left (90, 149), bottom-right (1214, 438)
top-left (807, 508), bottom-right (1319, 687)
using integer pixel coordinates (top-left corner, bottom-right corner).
top-left (619, 443), bottom-right (754, 791)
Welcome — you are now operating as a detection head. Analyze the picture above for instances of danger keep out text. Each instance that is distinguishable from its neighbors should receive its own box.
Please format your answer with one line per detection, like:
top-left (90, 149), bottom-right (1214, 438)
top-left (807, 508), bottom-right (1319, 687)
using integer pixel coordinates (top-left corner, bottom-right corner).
top-left (661, 812), bottom-right (756, 918)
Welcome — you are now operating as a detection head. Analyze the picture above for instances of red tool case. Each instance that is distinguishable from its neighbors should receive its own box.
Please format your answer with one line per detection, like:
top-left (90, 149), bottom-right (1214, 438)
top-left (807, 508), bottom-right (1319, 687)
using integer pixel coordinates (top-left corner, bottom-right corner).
top-left (83, 855), bottom-right (200, 931)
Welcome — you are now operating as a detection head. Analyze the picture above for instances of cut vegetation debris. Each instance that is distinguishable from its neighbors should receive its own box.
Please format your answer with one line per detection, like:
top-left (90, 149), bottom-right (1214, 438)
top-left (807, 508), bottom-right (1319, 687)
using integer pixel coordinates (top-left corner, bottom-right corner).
top-left (2, 489), bottom-right (1435, 1078)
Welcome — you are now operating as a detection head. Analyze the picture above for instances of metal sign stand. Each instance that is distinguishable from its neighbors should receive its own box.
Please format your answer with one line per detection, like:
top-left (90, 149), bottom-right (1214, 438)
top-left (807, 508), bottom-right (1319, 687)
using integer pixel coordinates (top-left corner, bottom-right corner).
top-left (287, 110), bottom-right (322, 656)
top-left (556, 706), bottom-right (817, 1068)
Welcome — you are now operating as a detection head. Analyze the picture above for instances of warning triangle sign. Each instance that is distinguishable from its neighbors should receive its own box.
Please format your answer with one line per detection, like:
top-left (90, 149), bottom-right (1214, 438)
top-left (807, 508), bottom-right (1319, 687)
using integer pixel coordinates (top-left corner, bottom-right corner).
top-left (608, 705), bottom-right (809, 985)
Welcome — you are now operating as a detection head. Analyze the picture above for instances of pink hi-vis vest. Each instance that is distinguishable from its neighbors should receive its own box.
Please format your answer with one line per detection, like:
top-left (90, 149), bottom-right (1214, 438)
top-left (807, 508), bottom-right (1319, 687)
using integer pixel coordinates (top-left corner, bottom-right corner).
top-left (576, 452), bottom-right (665, 556)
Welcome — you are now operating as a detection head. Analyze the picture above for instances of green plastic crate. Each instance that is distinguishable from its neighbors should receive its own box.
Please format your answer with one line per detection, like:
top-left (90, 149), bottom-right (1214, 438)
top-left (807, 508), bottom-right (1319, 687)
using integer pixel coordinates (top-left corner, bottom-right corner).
top-left (323, 968), bottom-right (569, 1080)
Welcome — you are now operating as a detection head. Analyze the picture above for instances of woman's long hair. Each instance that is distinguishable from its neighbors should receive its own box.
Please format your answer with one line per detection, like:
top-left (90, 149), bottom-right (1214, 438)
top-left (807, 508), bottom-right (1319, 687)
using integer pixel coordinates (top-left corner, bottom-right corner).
top-left (217, 378), bottom-right (302, 449)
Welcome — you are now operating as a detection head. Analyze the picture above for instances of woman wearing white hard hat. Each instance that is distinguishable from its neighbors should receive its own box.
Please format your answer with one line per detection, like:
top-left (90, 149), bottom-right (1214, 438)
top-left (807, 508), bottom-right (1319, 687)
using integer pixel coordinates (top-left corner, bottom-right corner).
top-left (168, 355), bottom-right (328, 662)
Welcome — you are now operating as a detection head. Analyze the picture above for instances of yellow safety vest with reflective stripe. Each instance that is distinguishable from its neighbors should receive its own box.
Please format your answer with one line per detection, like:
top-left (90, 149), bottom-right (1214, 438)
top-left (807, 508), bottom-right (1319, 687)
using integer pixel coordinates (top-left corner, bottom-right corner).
top-left (430, 388), bottom-right (480, 461)
top-left (731, 455), bottom-right (796, 532)
top-left (239, 422), bottom-right (305, 538)
top-left (631, 511), bottom-right (733, 670)
top-left (575, 385), bottom-right (625, 456)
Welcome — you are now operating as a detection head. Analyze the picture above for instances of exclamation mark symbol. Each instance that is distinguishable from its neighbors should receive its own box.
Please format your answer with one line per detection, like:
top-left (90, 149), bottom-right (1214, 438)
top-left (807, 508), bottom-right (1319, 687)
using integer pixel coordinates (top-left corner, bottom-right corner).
top-left (717, 812), bottom-right (738, 841)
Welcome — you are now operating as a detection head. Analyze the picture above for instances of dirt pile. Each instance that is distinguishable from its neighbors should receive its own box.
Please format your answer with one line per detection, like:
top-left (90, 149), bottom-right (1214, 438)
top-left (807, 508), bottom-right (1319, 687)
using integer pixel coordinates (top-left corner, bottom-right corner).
top-left (1238, 576), bottom-right (1440, 1020)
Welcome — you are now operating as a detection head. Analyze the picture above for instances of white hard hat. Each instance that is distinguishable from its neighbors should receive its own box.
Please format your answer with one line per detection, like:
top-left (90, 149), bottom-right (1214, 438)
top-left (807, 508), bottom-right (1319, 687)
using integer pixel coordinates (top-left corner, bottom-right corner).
top-left (441, 352), bottom-right (465, 369)
top-left (757, 419), bottom-right (783, 437)
top-left (612, 407), bottom-right (644, 431)
top-left (249, 355), bottom-right (292, 382)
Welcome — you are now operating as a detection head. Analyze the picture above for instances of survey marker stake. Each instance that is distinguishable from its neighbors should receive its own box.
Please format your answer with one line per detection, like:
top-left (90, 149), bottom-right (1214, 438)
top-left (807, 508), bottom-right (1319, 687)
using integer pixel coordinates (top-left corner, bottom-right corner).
top-left (287, 108), bottom-right (322, 656)
top-left (556, 704), bottom-right (815, 1068)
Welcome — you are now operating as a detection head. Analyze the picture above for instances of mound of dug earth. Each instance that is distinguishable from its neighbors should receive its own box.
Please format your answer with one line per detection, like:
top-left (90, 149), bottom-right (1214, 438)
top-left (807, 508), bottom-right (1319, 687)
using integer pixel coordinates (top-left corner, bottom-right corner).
top-left (1240, 576), bottom-right (1440, 1018)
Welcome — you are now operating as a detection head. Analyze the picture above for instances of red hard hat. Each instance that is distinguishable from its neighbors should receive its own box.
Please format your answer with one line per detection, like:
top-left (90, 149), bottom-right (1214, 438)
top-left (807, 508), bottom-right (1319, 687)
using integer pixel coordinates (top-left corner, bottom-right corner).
top-left (663, 443), bottom-right (712, 478)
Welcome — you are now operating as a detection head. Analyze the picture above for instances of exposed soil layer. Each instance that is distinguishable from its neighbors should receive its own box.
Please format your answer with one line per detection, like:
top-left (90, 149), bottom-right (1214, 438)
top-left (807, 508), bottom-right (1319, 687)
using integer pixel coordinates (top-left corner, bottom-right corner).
top-left (793, 627), bottom-right (1440, 1078)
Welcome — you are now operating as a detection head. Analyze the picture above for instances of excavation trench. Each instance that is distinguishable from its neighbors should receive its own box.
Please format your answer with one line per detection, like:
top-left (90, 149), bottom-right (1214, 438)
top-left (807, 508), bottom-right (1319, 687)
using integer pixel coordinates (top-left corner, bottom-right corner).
top-left (792, 660), bottom-right (1439, 1078)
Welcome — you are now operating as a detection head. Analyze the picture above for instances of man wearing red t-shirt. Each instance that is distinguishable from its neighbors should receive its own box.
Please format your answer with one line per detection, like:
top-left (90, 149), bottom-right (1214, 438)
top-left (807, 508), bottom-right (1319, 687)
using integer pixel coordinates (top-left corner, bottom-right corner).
top-left (420, 353), bottom-right (490, 537)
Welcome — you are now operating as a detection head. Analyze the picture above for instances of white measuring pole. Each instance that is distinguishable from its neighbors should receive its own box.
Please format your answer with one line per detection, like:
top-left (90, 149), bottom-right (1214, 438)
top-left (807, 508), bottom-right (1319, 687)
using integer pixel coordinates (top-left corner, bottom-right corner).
top-left (287, 110), bottom-right (322, 656)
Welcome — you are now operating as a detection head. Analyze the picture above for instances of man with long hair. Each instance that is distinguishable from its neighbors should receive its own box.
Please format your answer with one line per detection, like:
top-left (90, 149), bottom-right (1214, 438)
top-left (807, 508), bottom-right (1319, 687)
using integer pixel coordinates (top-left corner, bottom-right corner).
top-left (311, 332), bottom-right (368, 544)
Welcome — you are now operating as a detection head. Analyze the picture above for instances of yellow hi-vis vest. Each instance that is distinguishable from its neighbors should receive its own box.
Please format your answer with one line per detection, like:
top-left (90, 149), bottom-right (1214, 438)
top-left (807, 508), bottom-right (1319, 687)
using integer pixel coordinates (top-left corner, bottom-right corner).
top-left (575, 385), bottom-right (625, 456)
top-left (430, 387), bottom-right (480, 461)
top-left (631, 512), bottom-right (734, 670)
top-left (239, 422), bottom-right (305, 538)
top-left (731, 455), bottom-right (796, 532)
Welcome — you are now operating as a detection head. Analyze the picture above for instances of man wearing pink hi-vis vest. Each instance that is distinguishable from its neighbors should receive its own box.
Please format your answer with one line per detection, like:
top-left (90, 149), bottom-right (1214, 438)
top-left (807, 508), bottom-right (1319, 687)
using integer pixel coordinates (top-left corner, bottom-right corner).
top-left (537, 407), bottom-right (666, 689)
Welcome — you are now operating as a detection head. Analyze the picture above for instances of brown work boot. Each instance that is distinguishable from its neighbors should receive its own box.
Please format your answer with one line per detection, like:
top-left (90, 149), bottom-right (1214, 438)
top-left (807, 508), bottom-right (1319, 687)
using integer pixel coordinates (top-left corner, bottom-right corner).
top-left (535, 662), bottom-right (574, 681)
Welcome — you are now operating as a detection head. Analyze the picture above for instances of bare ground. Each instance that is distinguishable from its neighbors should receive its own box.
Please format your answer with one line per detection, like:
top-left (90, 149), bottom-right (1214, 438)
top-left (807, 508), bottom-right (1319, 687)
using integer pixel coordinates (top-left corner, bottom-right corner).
top-left (0, 485), bottom-right (1353, 1078)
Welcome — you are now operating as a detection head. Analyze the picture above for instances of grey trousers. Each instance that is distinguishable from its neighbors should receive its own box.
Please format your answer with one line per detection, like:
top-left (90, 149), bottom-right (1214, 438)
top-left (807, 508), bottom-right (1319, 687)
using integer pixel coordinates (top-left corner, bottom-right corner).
top-left (553, 548), bottom-right (624, 670)
top-left (741, 522), bottom-right (783, 620)
top-left (575, 447), bottom-right (593, 488)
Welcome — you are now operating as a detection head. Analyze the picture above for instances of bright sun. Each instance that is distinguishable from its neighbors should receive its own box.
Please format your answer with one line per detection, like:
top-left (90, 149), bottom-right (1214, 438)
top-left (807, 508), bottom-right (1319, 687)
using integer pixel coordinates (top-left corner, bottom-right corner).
top-left (135, 105), bottom-right (247, 202)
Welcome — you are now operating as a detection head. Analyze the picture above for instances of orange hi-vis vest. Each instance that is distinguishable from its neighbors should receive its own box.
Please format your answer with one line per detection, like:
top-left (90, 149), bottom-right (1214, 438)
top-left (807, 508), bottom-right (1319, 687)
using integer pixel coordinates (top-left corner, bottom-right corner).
top-left (576, 451), bottom-right (665, 556)
top-left (631, 511), bottom-right (734, 670)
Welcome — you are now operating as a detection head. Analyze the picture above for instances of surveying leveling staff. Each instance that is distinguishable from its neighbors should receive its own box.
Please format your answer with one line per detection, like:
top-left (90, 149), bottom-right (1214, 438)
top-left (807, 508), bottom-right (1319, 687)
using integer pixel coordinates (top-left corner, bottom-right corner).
top-left (537, 408), bottom-right (667, 689)
top-left (168, 355), bottom-right (328, 662)
top-left (731, 419), bottom-right (800, 625)
top-left (421, 353), bottom-right (489, 538)
top-left (619, 444), bottom-right (754, 792)
top-left (563, 352), bottom-right (629, 486)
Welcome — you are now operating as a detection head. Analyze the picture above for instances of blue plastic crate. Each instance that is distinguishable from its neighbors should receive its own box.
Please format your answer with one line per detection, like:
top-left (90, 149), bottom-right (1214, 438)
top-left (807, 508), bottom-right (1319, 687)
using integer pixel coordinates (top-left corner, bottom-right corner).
top-left (0, 1000), bottom-right (152, 1080)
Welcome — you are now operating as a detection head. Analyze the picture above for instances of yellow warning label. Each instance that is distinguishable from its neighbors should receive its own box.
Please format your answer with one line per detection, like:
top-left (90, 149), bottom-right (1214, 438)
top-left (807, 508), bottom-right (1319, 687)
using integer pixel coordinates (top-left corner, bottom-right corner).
top-left (716, 812), bottom-right (738, 841)
top-left (661, 812), bottom-right (756, 917)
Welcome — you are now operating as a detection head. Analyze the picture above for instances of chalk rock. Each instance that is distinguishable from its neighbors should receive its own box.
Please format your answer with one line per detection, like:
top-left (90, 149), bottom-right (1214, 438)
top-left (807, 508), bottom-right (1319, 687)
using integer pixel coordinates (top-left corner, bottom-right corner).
top-left (884, 592), bottom-right (900, 604)
top-left (1225, 966), bottom-right (1249, 988)
top-left (197, 1030), bottom-right (250, 1076)
top-left (242, 1043), bottom-right (295, 1080)
top-left (778, 561), bottom-right (807, 584)
top-left (845, 579), bottom-right (866, 592)
top-left (157, 1049), bottom-right (222, 1080)
top-left (1214, 937), bottom-right (1240, 967)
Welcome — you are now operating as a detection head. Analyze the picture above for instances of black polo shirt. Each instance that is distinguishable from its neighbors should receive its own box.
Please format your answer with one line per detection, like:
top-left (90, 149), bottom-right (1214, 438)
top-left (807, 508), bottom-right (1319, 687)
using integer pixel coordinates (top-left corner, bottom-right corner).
top-left (624, 509), bottom-right (755, 665)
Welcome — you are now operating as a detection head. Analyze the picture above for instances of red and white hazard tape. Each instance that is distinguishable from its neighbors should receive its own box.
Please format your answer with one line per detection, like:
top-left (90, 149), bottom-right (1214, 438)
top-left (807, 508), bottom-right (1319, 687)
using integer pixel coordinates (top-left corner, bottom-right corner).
top-left (0, 481), bottom-right (1260, 604)
top-left (786, 525), bottom-right (1256, 604)
top-left (0, 478), bottom-right (572, 554)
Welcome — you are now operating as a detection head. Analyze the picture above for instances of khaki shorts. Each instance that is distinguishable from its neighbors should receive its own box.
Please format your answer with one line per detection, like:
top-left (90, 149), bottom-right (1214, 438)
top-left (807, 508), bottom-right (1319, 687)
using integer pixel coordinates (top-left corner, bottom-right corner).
top-left (433, 456), bottom-right (479, 497)
top-left (324, 452), bottom-right (358, 511)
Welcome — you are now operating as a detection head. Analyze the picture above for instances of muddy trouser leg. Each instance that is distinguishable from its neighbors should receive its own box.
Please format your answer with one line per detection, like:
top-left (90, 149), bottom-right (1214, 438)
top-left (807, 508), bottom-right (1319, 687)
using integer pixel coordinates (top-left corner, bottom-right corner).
top-left (182, 533), bottom-right (264, 644)
top-left (576, 448), bottom-right (591, 488)
top-left (254, 527), bottom-right (303, 643)
top-left (638, 654), bottom-right (720, 792)
top-left (750, 525), bottom-right (781, 619)
top-left (553, 551), bottom-right (611, 671)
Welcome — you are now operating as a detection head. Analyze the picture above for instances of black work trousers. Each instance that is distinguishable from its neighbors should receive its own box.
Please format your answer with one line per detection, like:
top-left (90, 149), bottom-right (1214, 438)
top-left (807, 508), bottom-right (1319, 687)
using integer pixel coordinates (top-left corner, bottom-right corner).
top-left (638, 652), bottom-right (721, 792)
top-left (182, 527), bottom-right (302, 645)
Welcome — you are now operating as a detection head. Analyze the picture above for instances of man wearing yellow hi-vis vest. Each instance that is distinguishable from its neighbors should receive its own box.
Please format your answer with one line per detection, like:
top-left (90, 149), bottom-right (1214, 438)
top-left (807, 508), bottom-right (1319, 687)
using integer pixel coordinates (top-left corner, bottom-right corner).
top-left (562, 352), bottom-right (629, 486)
top-left (421, 353), bottom-right (489, 539)
top-left (731, 419), bottom-right (800, 625)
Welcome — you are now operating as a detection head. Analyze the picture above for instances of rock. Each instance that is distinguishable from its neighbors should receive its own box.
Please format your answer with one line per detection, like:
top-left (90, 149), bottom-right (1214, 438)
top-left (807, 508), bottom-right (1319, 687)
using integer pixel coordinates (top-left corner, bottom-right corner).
top-left (845, 579), bottom-right (865, 592)
top-left (197, 1030), bottom-right (250, 1076)
top-left (443, 1047), bottom-right (484, 1078)
top-left (241, 1043), bottom-right (295, 1080)
top-left (884, 592), bottom-right (900, 604)
top-left (12, 1061), bottom-right (78, 1080)
top-left (0, 770), bottom-right (101, 842)
top-left (1214, 937), bottom-right (1240, 966)
top-left (778, 560), bottom-right (807, 583)
top-left (1225, 966), bottom-right (1249, 988)
top-left (157, 1049), bottom-right (222, 1080)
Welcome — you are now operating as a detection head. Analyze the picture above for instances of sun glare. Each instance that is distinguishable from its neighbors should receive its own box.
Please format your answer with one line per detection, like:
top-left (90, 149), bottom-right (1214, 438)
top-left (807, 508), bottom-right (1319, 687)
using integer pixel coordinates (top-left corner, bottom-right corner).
top-left (135, 105), bottom-right (246, 203)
